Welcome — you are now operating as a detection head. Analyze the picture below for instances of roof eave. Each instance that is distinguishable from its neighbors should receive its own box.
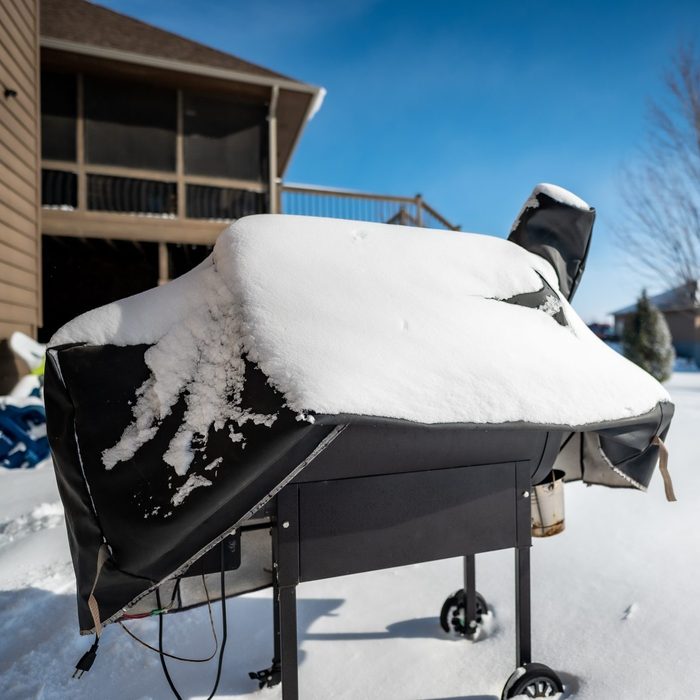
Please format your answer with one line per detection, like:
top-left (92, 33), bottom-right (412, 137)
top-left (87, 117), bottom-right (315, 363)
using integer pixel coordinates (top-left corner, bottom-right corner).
top-left (612, 304), bottom-right (700, 316)
top-left (278, 87), bottom-right (326, 176)
top-left (40, 37), bottom-right (321, 94)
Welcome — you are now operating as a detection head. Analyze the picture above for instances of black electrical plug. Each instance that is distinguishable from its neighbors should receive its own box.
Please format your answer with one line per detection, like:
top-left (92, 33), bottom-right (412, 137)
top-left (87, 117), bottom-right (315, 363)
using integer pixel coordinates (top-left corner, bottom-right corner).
top-left (73, 637), bottom-right (100, 679)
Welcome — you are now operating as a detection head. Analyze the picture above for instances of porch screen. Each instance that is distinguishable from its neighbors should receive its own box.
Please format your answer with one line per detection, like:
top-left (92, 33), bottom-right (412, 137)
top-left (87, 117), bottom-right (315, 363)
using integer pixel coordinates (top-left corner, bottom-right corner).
top-left (84, 77), bottom-right (176, 171)
top-left (183, 91), bottom-right (266, 181)
top-left (41, 70), bottom-right (77, 162)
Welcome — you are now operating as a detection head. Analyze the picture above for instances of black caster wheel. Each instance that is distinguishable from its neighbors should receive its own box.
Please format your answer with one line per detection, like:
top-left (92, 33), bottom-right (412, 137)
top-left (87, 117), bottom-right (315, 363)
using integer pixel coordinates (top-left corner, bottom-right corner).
top-left (439, 589), bottom-right (488, 638)
top-left (501, 663), bottom-right (563, 698)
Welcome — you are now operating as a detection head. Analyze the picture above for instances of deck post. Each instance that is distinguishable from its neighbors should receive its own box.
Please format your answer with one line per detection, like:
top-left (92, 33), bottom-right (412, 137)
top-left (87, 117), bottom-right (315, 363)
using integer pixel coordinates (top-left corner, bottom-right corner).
top-left (268, 85), bottom-right (280, 214)
top-left (158, 241), bottom-right (169, 285)
top-left (76, 74), bottom-right (86, 211)
top-left (176, 89), bottom-right (185, 219)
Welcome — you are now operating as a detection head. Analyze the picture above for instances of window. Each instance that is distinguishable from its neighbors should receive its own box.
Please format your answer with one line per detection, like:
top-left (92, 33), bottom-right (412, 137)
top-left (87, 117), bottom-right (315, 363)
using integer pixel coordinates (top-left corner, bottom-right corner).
top-left (84, 76), bottom-right (176, 171)
top-left (41, 71), bottom-right (77, 161)
top-left (183, 92), bottom-right (266, 180)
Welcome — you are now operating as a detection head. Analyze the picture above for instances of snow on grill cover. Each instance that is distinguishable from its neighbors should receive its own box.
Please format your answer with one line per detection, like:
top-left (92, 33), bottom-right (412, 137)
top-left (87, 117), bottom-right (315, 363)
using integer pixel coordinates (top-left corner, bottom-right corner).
top-left (44, 183), bottom-right (673, 633)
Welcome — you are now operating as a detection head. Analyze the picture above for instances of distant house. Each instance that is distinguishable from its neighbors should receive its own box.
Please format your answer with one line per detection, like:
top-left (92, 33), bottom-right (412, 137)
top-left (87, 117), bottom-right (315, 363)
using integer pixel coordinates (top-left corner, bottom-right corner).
top-left (0, 0), bottom-right (456, 390)
top-left (612, 281), bottom-right (700, 364)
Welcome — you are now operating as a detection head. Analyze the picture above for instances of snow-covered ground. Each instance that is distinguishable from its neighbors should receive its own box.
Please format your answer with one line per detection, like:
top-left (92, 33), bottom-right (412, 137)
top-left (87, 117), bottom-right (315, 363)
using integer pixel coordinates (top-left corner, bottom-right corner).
top-left (1, 371), bottom-right (698, 700)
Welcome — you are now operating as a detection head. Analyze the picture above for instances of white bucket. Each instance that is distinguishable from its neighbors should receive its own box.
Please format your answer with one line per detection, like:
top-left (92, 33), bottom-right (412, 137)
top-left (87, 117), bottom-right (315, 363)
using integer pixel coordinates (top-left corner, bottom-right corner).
top-left (531, 469), bottom-right (565, 537)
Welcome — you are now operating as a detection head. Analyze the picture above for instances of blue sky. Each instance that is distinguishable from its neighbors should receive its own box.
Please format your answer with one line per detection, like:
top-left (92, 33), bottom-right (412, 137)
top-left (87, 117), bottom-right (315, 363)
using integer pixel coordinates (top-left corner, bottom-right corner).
top-left (101, 0), bottom-right (700, 321)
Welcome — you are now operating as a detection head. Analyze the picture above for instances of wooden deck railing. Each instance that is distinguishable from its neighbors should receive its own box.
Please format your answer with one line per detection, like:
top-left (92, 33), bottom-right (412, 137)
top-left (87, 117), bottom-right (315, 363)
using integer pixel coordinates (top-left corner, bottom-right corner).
top-left (280, 183), bottom-right (459, 230)
top-left (40, 166), bottom-right (459, 233)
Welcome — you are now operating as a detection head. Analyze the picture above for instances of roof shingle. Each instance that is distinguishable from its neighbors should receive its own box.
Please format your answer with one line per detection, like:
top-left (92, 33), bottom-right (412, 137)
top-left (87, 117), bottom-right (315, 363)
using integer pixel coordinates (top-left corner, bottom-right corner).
top-left (40, 0), bottom-right (304, 84)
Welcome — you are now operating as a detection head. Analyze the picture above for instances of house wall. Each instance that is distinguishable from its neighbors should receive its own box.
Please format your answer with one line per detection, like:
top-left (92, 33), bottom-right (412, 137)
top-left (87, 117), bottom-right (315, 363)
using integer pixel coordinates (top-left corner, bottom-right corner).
top-left (664, 310), bottom-right (698, 361)
top-left (614, 309), bottom-right (700, 363)
top-left (0, 0), bottom-right (41, 390)
top-left (663, 310), bottom-right (695, 342)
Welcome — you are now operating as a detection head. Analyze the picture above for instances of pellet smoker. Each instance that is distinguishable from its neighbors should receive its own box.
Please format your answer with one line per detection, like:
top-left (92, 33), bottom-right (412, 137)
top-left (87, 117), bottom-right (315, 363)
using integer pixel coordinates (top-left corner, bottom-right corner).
top-left (45, 184), bottom-right (674, 699)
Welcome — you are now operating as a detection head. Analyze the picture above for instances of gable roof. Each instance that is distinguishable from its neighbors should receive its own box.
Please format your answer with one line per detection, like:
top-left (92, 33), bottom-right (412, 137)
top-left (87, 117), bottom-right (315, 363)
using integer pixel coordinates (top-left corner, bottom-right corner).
top-left (612, 280), bottom-right (700, 315)
top-left (39, 0), bottom-right (301, 84)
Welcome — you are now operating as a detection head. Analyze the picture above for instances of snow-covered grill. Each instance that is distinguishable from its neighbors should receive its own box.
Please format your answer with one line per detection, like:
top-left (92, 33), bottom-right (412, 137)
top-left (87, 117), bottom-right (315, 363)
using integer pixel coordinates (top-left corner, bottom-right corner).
top-left (45, 184), bottom-right (673, 699)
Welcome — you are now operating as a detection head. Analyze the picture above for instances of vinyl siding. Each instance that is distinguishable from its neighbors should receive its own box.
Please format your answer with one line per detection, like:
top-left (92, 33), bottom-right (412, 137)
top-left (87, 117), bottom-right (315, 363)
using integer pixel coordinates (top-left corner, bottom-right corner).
top-left (0, 0), bottom-right (41, 343)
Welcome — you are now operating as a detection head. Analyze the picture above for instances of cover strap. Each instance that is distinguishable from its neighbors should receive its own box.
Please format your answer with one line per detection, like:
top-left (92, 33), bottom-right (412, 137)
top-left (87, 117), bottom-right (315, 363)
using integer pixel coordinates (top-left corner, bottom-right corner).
top-left (87, 543), bottom-right (109, 637)
top-left (652, 436), bottom-right (676, 502)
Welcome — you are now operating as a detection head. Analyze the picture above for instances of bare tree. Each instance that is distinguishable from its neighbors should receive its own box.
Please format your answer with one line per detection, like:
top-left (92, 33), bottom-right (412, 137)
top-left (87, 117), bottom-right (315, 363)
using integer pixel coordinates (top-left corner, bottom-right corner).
top-left (617, 44), bottom-right (700, 286)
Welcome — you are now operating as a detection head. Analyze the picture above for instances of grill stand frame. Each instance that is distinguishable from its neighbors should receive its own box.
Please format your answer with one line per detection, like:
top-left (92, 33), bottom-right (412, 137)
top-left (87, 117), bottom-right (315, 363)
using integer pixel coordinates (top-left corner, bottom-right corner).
top-left (268, 451), bottom-right (551, 699)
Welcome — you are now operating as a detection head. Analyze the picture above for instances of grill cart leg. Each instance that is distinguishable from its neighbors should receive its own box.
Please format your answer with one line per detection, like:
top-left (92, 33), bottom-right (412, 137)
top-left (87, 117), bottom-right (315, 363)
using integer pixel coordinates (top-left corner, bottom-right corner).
top-left (272, 487), bottom-right (301, 700)
top-left (464, 554), bottom-right (477, 633)
top-left (501, 545), bottom-right (563, 699)
top-left (273, 583), bottom-right (281, 673)
top-left (248, 584), bottom-right (283, 688)
top-left (278, 584), bottom-right (299, 700)
top-left (440, 554), bottom-right (488, 638)
top-left (248, 523), bottom-right (284, 690)
top-left (515, 546), bottom-right (531, 667)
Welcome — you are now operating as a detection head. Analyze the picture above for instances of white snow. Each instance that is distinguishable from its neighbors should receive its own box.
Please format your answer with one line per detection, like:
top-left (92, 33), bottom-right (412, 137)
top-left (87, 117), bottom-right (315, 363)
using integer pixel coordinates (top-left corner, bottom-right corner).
top-left (538, 292), bottom-right (564, 317)
top-left (171, 474), bottom-right (213, 506)
top-left (530, 183), bottom-right (591, 211)
top-left (510, 183), bottom-right (591, 232)
top-left (214, 215), bottom-right (666, 426)
top-left (0, 371), bottom-right (698, 699)
top-left (95, 262), bottom-right (277, 478)
top-left (205, 457), bottom-right (223, 472)
top-left (308, 87), bottom-right (327, 121)
top-left (51, 213), bottom-right (668, 476)
top-left (50, 258), bottom-right (216, 348)
top-left (0, 502), bottom-right (64, 549)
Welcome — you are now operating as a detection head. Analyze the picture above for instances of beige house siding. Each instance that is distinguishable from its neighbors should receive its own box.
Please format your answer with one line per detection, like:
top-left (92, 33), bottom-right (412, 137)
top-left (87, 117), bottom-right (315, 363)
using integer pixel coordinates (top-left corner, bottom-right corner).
top-left (0, 0), bottom-right (41, 388)
top-left (614, 308), bottom-right (700, 364)
top-left (615, 310), bottom-right (697, 342)
top-left (662, 310), bottom-right (696, 344)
